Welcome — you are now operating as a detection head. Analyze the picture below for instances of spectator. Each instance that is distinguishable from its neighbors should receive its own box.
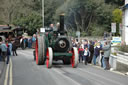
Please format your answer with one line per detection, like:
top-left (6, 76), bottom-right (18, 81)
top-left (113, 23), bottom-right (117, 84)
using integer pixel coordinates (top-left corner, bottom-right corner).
top-left (0, 41), bottom-right (7, 61)
top-left (72, 40), bottom-right (77, 47)
top-left (6, 42), bottom-right (11, 64)
top-left (102, 41), bottom-right (111, 70)
top-left (84, 40), bottom-right (89, 49)
top-left (83, 47), bottom-right (90, 65)
top-left (32, 34), bottom-right (36, 48)
top-left (100, 49), bottom-right (105, 68)
top-left (8, 41), bottom-right (12, 55)
top-left (78, 45), bottom-right (84, 63)
top-left (88, 40), bottom-right (94, 63)
top-left (12, 41), bottom-right (18, 56)
top-left (0, 45), bottom-right (1, 61)
top-left (28, 37), bottom-right (32, 48)
top-left (93, 42), bottom-right (101, 65)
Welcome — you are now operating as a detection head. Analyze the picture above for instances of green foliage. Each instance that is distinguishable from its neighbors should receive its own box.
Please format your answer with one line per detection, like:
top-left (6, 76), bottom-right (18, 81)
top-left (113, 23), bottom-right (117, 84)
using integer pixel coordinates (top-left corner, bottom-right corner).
top-left (112, 9), bottom-right (122, 23)
top-left (0, 0), bottom-right (124, 36)
top-left (112, 9), bottom-right (122, 36)
top-left (55, 0), bottom-right (113, 36)
top-left (44, 0), bottom-right (65, 26)
top-left (13, 13), bottom-right (42, 35)
top-left (89, 23), bottom-right (105, 36)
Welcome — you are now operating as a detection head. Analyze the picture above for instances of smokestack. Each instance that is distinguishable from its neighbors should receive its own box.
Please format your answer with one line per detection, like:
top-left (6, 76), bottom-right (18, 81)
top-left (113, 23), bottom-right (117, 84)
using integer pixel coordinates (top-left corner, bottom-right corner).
top-left (59, 13), bottom-right (65, 33)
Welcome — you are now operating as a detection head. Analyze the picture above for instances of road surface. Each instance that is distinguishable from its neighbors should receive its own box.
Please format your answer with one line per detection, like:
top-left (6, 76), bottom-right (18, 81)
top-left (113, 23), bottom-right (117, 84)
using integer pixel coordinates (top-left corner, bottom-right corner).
top-left (2, 49), bottom-right (128, 85)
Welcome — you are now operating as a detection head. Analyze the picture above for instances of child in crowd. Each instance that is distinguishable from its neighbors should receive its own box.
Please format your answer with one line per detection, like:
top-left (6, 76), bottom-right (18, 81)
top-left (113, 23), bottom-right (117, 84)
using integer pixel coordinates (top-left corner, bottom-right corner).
top-left (83, 47), bottom-right (90, 65)
top-left (78, 45), bottom-right (84, 63)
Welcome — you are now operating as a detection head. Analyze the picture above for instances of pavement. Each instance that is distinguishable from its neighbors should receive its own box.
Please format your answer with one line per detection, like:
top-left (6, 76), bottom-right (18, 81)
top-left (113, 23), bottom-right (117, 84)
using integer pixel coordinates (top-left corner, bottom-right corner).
top-left (1, 49), bottom-right (128, 85)
top-left (0, 61), bottom-right (5, 78)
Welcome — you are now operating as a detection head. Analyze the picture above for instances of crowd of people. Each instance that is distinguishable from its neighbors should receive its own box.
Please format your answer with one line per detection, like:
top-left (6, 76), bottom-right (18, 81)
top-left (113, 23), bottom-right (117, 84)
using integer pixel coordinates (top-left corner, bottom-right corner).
top-left (0, 40), bottom-right (17, 64)
top-left (72, 39), bottom-right (111, 70)
top-left (0, 34), bottom-right (37, 64)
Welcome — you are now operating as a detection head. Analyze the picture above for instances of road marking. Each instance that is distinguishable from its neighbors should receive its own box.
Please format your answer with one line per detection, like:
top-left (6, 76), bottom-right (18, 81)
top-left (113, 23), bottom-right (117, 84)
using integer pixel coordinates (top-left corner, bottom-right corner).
top-left (4, 64), bottom-right (9, 85)
top-left (9, 58), bottom-right (13, 85)
top-left (4, 57), bottom-right (13, 85)
top-left (53, 68), bottom-right (81, 85)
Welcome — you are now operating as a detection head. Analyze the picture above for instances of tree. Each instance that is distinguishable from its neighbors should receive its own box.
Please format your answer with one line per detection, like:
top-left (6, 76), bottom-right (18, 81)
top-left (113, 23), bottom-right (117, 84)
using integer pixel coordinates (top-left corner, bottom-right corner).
top-left (55, 0), bottom-right (114, 36)
top-left (112, 9), bottom-right (122, 23)
top-left (13, 13), bottom-right (42, 35)
top-left (112, 8), bottom-right (122, 36)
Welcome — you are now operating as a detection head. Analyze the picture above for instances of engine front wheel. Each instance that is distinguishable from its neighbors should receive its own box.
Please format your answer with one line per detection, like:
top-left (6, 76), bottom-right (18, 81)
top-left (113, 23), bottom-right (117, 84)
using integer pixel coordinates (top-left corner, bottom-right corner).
top-left (35, 36), bottom-right (45, 65)
top-left (71, 47), bottom-right (79, 68)
top-left (46, 47), bottom-right (53, 68)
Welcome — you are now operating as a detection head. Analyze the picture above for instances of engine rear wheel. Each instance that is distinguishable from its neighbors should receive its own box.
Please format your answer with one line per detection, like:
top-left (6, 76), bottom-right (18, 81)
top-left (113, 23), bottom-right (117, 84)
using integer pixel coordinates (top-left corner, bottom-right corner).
top-left (36, 36), bottom-right (45, 65)
top-left (71, 47), bottom-right (79, 68)
top-left (46, 47), bottom-right (53, 68)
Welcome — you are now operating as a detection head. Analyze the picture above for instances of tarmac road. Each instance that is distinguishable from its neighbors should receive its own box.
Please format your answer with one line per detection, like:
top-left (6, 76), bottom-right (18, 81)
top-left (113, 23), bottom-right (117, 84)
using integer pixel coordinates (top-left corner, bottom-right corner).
top-left (2, 49), bottom-right (128, 85)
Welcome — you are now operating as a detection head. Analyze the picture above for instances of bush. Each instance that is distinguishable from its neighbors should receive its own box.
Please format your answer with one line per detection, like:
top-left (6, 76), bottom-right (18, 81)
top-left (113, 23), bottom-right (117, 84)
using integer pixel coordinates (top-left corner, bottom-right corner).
top-left (118, 45), bottom-right (128, 53)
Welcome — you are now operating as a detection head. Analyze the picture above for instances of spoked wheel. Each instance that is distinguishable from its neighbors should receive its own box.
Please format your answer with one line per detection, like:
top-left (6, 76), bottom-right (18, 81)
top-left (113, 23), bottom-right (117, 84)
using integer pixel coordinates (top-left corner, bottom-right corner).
top-left (36, 36), bottom-right (45, 65)
top-left (46, 47), bottom-right (53, 68)
top-left (71, 47), bottom-right (79, 68)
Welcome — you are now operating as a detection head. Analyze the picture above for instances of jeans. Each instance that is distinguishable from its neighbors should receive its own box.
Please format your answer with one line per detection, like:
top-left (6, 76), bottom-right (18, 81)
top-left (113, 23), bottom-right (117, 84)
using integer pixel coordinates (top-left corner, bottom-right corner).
top-left (101, 56), bottom-right (106, 68)
top-left (104, 57), bottom-right (110, 69)
top-left (93, 55), bottom-right (99, 65)
top-left (79, 55), bottom-right (83, 62)
top-left (6, 55), bottom-right (9, 64)
top-left (0, 55), bottom-right (2, 61)
top-left (83, 56), bottom-right (88, 65)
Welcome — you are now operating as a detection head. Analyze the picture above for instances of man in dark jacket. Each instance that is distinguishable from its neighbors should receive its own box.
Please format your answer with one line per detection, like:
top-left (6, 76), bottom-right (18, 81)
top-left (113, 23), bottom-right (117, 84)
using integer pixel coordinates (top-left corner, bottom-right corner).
top-left (88, 40), bottom-right (94, 63)
top-left (93, 42), bottom-right (102, 65)
top-left (12, 41), bottom-right (18, 56)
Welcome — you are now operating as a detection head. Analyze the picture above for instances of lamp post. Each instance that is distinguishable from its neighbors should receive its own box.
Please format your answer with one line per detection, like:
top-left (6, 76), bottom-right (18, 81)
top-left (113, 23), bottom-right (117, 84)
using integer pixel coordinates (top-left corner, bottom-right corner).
top-left (42, 0), bottom-right (44, 28)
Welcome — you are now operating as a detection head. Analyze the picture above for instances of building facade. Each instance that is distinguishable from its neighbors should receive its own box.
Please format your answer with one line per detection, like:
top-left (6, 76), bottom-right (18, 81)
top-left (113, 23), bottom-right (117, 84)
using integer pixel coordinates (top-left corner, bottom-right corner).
top-left (122, 0), bottom-right (128, 45)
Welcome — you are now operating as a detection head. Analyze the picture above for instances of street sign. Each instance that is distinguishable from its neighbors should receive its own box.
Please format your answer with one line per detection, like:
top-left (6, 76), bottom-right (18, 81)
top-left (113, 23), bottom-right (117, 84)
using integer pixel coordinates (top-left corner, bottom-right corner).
top-left (76, 31), bottom-right (80, 42)
top-left (111, 23), bottom-right (116, 33)
top-left (40, 28), bottom-right (45, 32)
top-left (76, 31), bottom-right (80, 36)
top-left (111, 37), bottom-right (121, 46)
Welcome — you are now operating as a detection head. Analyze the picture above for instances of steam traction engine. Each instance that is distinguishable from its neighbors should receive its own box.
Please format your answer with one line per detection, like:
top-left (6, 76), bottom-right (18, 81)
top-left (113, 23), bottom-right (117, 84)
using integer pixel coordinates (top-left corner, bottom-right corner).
top-left (35, 14), bottom-right (79, 68)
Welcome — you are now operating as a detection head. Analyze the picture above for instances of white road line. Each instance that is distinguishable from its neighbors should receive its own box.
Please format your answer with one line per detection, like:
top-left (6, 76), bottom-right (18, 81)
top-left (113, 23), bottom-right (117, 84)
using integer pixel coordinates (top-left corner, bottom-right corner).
top-left (4, 64), bottom-right (9, 85)
top-left (9, 58), bottom-right (13, 85)
top-left (53, 68), bottom-right (81, 85)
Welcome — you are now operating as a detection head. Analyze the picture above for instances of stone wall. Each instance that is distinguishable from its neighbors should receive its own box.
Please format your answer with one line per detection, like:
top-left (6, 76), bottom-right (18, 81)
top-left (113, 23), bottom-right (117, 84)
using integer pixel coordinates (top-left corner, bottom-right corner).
top-left (116, 51), bottom-right (128, 72)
